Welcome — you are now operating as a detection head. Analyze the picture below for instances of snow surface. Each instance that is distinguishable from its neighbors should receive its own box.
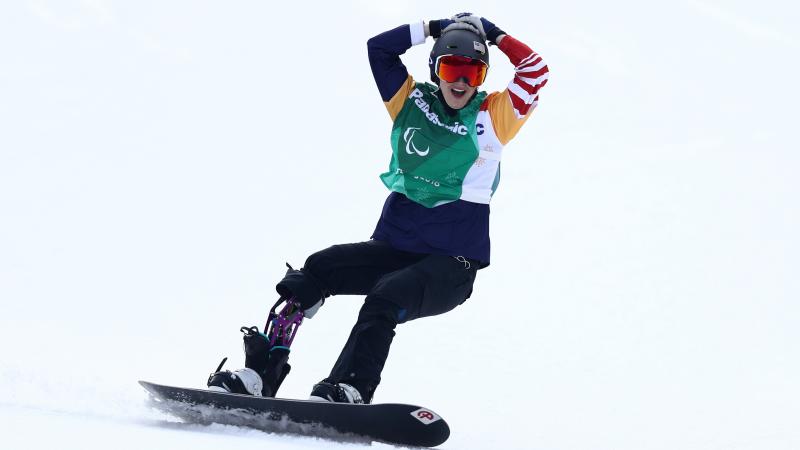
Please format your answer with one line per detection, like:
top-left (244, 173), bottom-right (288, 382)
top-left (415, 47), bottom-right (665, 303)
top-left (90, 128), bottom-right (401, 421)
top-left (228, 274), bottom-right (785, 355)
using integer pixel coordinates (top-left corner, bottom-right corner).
top-left (1, 1), bottom-right (799, 449)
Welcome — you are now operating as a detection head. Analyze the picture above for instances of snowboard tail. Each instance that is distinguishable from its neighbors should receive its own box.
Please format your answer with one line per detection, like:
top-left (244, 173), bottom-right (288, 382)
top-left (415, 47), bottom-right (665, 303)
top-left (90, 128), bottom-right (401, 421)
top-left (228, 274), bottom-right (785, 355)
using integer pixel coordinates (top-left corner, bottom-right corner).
top-left (140, 380), bottom-right (450, 447)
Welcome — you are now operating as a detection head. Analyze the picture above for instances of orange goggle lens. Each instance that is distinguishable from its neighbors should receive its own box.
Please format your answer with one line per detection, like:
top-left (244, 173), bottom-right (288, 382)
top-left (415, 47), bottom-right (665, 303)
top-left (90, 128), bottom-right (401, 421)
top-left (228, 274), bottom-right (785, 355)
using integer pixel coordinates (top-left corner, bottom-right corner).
top-left (435, 55), bottom-right (488, 87)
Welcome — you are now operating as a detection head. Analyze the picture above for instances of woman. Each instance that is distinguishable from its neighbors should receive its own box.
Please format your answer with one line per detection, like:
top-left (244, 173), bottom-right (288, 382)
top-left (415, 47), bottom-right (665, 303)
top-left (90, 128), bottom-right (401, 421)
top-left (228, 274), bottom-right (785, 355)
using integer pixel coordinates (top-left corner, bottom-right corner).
top-left (207, 13), bottom-right (549, 404)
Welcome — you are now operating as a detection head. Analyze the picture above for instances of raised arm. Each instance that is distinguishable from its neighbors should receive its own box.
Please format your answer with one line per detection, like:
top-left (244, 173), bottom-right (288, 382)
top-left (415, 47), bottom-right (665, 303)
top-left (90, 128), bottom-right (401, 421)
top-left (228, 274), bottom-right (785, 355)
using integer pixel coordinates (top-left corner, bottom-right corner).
top-left (462, 15), bottom-right (549, 144)
top-left (496, 35), bottom-right (549, 120)
top-left (366, 23), bottom-right (425, 119)
top-left (478, 34), bottom-right (550, 145)
top-left (367, 18), bottom-right (480, 119)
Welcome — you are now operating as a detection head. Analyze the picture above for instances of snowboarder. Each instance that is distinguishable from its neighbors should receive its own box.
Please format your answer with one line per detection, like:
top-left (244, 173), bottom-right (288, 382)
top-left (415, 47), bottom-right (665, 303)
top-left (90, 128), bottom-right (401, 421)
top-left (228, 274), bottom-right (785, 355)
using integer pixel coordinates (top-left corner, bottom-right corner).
top-left (207, 13), bottom-right (549, 404)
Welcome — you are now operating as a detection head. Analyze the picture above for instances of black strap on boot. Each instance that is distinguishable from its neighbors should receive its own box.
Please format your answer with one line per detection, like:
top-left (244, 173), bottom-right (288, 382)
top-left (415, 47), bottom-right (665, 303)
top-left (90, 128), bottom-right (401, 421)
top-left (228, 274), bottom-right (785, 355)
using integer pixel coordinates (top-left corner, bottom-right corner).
top-left (206, 357), bottom-right (228, 387)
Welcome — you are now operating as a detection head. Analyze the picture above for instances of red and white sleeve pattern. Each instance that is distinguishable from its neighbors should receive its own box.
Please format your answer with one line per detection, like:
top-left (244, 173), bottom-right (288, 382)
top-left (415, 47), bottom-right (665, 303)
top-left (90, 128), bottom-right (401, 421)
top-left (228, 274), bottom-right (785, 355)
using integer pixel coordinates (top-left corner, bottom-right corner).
top-left (498, 35), bottom-right (549, 119)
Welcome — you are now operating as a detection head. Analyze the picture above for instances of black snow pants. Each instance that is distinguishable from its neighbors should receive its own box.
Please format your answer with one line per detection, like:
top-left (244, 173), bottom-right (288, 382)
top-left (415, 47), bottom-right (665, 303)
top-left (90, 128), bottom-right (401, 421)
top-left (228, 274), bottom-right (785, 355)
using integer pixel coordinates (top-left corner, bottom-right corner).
top-left (276, 240), bottom-right (479, 403)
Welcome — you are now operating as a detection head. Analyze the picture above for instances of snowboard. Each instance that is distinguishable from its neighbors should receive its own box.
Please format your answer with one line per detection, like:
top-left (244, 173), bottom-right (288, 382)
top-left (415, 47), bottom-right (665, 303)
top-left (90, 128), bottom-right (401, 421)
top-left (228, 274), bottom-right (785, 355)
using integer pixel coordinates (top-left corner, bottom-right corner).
top-left (139, 380), bottom-right (450, 447)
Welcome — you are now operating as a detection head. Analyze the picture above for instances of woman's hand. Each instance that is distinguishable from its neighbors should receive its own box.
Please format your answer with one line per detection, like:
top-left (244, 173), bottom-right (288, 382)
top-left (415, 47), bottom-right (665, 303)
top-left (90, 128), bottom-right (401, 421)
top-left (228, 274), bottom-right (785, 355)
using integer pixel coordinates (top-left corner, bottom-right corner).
top-left (427, 17), bottom-right (481, 38)
top-left (451, 13), bottom-right (486, 40)
top-left (452, 13), bottom-right (506, 46)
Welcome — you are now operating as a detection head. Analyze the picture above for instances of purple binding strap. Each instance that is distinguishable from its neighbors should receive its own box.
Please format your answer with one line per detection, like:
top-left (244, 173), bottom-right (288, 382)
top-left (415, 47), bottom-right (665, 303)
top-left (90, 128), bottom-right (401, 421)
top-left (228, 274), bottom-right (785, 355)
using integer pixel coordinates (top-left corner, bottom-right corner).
top-left (265, 297), bottom-right (304, 348)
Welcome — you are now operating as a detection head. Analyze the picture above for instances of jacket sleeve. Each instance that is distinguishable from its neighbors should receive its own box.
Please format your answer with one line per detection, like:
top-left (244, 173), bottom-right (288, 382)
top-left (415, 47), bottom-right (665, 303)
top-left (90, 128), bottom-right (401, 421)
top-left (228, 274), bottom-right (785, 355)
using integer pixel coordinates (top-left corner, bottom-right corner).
top-left (485, 35), bottom-right (550, 145)
top-left (367, 22), bottom-right (427, 120)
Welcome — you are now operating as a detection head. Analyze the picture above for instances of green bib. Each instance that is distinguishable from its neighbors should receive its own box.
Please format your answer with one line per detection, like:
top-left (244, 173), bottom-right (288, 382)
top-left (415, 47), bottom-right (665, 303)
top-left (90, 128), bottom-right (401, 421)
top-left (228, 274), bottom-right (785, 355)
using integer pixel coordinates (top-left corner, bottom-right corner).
top-left (380, 83), bottom-right (487, 208)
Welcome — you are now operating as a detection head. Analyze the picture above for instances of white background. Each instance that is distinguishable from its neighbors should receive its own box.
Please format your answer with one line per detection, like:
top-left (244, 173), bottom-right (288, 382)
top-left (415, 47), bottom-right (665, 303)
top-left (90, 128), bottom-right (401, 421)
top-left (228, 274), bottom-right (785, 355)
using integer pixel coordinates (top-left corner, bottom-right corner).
top-left (1, 1), bottom-right (798, 449)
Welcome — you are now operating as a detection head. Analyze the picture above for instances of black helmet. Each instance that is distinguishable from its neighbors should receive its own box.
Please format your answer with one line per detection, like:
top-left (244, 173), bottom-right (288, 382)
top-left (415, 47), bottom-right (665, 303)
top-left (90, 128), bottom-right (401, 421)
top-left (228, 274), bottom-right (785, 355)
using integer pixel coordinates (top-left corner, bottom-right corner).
top-left (429, 28), bottom-right (490, 84)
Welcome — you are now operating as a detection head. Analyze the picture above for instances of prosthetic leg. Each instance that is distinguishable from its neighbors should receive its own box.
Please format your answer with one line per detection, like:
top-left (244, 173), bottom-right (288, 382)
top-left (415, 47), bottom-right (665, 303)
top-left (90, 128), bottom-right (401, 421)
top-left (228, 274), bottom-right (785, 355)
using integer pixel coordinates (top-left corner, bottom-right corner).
top-left (207, 296), bottom-right (305, 397)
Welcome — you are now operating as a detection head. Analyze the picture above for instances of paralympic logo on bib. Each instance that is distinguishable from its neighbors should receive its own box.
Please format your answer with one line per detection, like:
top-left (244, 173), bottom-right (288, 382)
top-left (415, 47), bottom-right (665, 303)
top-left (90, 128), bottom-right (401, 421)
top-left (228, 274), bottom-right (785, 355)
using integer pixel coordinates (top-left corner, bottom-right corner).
top-left (403, 127), bottom-right (430, 156)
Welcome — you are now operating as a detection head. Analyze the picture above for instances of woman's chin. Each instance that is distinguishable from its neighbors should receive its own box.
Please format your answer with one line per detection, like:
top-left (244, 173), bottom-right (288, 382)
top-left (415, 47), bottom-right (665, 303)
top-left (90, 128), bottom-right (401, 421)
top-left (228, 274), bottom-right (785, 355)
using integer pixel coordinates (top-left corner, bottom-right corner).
top-left (443, 95), bottom-right (469, 110)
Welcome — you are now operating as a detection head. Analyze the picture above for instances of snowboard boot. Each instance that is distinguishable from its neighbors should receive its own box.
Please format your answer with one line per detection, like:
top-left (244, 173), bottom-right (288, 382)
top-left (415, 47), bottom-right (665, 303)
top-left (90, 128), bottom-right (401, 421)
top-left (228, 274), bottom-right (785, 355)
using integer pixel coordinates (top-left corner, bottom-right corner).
top-left (309, 379), bottom-right (365, 404)
top-left (208, 367), bottom-right (264, 396)
top-left (207, 326), bottom-right (292, 397)
top-left (241, 325), bottom-right (291, 397)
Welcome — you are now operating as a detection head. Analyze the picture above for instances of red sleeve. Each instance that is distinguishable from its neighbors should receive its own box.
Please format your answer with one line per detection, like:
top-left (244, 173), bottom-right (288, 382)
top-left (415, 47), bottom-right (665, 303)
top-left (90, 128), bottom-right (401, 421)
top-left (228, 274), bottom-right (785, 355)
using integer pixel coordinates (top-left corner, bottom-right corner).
top-left (497, 35), bottom-right (550, 118)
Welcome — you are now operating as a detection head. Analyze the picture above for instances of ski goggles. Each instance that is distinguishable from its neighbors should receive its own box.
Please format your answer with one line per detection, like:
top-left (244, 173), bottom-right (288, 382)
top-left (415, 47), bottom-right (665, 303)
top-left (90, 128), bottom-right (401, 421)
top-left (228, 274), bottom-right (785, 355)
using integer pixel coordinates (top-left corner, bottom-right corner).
top-left (435, 54), bottom-right (488, 87)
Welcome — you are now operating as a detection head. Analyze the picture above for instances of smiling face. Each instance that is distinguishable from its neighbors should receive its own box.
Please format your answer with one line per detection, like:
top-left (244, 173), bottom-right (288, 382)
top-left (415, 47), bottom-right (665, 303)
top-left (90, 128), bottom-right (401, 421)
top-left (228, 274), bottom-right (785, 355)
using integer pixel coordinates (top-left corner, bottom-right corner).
top-left (439, 78), bottom-right (478, 110)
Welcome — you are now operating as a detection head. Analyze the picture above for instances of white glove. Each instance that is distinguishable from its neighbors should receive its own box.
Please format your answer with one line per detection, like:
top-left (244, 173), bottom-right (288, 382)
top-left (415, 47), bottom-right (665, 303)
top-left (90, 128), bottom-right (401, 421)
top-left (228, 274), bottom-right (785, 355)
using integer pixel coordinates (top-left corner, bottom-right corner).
top-left (441, 20), bottom-right (482, 37)
top-left (451, 12), bottom-right (486, 40)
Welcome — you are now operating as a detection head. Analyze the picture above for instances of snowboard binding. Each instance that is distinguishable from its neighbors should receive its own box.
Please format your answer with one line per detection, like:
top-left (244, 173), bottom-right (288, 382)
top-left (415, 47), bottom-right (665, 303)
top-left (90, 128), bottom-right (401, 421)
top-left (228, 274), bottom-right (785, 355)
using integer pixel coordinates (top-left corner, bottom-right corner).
top-left (208, 296), bottom-right (305, 397)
